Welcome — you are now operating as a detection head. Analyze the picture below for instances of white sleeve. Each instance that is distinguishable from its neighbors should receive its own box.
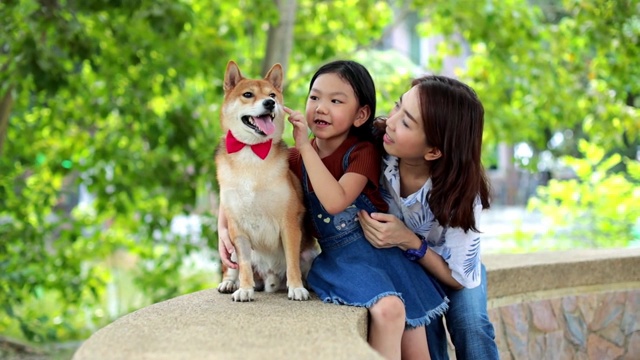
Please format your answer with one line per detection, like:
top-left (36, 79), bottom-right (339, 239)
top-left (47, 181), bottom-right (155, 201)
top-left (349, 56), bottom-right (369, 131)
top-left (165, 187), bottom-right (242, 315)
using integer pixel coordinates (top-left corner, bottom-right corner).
top-left (441, 204), bottom-right (484, 289)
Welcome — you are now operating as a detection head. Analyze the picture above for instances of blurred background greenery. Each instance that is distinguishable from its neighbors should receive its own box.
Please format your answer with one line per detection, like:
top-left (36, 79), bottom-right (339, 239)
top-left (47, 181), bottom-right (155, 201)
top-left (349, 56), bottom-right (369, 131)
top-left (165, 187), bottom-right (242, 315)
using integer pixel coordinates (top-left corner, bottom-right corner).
top-left (0, 0), bottom-right (638, 356)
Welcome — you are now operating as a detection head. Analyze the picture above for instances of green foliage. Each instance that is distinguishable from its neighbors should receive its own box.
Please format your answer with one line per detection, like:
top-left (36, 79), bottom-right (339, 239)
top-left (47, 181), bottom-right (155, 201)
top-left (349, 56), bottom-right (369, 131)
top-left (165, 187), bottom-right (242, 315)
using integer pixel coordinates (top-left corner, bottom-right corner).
top-left (0, 0), bottom-right (402, 345)
top-left (513, 140), bottom-right (640, 251)
top-left (411, 0), bottom-right (640, 169)
top-left (1, 0), bottom-right (224, 343)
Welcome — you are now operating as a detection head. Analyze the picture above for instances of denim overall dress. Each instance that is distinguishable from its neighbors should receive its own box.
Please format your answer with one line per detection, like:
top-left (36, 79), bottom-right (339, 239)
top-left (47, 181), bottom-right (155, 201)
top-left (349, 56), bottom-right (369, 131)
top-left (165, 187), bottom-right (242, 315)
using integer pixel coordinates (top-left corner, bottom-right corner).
top-left (303, 145), bottom-right (449, 328)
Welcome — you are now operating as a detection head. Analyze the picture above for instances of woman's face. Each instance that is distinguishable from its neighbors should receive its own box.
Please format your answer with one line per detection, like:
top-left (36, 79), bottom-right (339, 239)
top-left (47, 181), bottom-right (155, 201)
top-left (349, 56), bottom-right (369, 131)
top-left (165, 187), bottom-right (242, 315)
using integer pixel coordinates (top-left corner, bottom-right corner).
top-left (382, 86), bottom-right (432, 161)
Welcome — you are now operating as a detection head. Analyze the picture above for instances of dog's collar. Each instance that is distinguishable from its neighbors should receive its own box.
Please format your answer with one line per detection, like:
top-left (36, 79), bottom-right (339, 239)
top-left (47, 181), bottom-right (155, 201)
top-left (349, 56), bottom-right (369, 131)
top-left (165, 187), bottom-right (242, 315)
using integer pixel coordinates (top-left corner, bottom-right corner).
top-left (225, 131), bottom-right (272, 160)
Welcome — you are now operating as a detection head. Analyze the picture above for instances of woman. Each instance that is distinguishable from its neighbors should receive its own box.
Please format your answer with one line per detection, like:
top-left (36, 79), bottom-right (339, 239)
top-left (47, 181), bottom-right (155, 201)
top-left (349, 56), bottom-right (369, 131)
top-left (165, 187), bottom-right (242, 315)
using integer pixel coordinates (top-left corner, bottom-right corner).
top-left (358, 75), bottom-right (499, 360)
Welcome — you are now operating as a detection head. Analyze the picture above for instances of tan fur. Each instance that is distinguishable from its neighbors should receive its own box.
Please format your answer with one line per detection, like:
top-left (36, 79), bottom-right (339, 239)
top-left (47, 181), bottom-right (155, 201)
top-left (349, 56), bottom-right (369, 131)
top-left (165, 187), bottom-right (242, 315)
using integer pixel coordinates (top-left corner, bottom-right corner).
top-left (215, 61), bottom-right (316, 301)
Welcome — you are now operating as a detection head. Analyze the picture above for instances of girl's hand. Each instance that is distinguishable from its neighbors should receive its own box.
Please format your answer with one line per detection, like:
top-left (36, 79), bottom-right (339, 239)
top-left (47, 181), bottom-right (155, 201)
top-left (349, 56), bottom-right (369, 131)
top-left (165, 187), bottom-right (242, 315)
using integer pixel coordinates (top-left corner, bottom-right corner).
top-left (284, 106), bottom-right (311, 150)
top-left (358, 210), bottom-right (419, 251)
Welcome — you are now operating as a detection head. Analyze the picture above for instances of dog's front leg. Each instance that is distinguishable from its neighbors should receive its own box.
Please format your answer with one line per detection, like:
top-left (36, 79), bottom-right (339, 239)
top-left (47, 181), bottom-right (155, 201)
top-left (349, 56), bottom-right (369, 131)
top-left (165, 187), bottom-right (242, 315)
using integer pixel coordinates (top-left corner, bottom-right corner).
top-left (217, 251), bottom-right (239, 293)
top-left (282, 223), bottom-right (310, 301)
top-left (231, 233), bottom-right (255, 302)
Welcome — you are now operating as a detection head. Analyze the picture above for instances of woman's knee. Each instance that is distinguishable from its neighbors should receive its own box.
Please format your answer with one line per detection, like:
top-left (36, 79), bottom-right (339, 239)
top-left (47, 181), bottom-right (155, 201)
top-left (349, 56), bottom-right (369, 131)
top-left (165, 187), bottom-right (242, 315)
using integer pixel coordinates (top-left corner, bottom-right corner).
top-left (370, 296), bottom-right (405, 324)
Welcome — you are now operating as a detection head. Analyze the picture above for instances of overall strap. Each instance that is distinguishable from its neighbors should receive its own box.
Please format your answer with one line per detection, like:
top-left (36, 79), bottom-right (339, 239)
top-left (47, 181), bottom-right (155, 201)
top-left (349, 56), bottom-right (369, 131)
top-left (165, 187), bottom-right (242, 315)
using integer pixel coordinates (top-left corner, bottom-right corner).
top-left (302, 163), bottom-right (310, 193)
top-left (341, 143), bottom-right (359, 172)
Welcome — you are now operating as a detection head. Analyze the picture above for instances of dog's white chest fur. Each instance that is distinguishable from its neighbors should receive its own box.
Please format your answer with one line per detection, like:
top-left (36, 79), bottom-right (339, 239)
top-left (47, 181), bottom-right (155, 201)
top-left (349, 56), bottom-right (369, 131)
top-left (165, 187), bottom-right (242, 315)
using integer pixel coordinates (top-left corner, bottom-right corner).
top-left (218, 150), bottom-right (292, 252)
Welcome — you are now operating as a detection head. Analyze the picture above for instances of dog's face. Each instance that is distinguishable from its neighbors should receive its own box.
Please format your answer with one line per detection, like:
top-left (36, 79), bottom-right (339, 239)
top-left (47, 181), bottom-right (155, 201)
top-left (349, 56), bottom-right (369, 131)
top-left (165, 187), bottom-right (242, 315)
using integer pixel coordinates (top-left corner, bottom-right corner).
top-left (221, 61), bottom-right (285, 145)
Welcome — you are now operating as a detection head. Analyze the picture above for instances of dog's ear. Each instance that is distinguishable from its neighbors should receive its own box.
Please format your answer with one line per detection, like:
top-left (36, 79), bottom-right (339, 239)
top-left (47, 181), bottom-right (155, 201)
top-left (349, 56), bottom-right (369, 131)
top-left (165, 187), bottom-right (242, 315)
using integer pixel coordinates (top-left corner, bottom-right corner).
top-left (264, 64), bottom-right (283, 93)
top-left (224, 61), bottom-right (243, 92)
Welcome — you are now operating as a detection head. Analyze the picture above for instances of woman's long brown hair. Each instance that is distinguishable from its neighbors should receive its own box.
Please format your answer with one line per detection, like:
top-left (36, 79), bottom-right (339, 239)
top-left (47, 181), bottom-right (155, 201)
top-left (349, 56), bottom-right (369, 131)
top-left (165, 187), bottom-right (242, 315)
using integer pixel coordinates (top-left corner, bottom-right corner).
top-left (413, 75), bottom-right (491, 232)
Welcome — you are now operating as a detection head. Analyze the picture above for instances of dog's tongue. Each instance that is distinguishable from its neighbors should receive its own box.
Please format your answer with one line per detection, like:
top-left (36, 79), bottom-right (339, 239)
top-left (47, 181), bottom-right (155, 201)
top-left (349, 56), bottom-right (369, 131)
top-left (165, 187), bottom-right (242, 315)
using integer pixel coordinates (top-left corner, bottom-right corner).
top-left (254, 115), bottom-right (275, 135)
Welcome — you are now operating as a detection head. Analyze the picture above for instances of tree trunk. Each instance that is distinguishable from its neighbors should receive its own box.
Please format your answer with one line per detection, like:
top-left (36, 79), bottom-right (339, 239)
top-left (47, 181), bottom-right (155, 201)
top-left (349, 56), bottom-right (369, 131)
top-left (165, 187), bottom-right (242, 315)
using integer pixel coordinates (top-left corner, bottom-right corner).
top-left (262, 0), bottom-right (297, 77)
top-left (498, 143), bottom-right (518, 205)
top-left (0, 85), bottom-right (14, 158)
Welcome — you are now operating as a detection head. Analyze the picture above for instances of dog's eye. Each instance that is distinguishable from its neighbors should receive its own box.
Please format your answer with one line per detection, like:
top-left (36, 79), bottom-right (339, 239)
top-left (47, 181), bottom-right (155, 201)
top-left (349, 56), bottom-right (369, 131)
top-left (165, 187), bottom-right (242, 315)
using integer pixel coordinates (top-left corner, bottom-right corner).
top-left (269, 93), bottom-right (276, 98)
top-left (243, 92), bottom-right (253, 98)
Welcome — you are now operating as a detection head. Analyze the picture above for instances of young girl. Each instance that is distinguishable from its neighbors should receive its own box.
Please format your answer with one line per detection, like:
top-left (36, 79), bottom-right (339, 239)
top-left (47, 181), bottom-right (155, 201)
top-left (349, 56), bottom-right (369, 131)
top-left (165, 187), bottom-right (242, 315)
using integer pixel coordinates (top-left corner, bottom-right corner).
top-left (358, 75), bottom-right (499, 360)
top-left (284, 60), bottom-right (447, 360)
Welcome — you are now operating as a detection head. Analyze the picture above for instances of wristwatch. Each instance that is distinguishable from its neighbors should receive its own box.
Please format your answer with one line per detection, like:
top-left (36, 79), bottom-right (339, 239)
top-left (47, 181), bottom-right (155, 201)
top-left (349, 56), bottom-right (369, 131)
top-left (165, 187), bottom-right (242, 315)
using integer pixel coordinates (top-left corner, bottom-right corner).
top-left (403, 233), bottom-right (429, 261)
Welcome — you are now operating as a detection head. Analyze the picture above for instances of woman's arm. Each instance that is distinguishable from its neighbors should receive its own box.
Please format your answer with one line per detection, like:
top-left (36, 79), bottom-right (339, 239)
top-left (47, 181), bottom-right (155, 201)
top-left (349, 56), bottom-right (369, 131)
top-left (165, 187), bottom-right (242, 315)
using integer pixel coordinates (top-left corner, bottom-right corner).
top-left (286, 106), bottom-right (367, 214)
top-left (358, 210), bottom-right (463, 289)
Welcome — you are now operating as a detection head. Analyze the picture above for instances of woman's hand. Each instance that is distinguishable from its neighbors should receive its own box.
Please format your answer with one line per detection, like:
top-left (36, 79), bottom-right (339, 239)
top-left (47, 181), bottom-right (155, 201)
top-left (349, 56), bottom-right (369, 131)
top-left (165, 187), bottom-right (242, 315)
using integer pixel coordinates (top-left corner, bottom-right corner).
top-left (217, 208), bottom-right (238, 269)
top-left (358, 210), bottom-right (421, 251)
top-left (218, 229), bottom-right (238, 269)
top-left (284, 106), bottom-right (311, 150)
top-left (360, 210), bottom-right (462, 288)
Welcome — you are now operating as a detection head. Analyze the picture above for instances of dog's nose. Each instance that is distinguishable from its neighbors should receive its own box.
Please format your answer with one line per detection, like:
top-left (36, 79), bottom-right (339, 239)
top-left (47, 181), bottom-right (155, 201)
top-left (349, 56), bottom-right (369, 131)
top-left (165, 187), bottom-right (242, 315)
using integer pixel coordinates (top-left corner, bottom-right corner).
top-left (263, 99), bottom-right (275, 111)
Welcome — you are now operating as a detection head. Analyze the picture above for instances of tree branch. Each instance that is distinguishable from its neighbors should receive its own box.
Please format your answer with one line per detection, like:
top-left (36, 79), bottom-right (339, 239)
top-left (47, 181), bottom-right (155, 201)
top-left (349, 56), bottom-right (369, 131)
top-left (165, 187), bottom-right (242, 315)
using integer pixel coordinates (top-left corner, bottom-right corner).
top-left (262, 0), bottom-right (297, 76)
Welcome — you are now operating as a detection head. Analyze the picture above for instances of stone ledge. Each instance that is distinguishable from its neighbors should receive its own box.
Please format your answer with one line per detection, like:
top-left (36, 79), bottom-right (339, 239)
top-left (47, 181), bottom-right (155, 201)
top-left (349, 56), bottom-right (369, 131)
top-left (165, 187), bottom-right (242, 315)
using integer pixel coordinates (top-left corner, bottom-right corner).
top-left (483, 248), bottom-right (640, 304)
top-left (73, 248), bottom-right (640, 359)
top-left (73, 290), bottom-right (380, 360)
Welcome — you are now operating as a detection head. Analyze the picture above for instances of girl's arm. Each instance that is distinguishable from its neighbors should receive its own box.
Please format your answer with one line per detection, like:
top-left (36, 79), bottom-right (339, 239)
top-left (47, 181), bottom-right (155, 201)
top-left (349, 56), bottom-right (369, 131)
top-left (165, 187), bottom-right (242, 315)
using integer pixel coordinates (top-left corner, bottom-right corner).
top-left (358, 210), bottom-right (463, 289)
top-left (286, 107), bottom-right (368, 215)
top-left (298, 145), bottom-right (368, 214)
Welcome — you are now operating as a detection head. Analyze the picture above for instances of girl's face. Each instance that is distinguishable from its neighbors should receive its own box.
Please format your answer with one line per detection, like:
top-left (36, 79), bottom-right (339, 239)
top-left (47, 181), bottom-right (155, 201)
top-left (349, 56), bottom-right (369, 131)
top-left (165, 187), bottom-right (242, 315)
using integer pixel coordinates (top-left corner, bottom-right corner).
top-left (383, 86), bottom-right (432, 161)
top-left (305, 73), bottom-right (368, 141)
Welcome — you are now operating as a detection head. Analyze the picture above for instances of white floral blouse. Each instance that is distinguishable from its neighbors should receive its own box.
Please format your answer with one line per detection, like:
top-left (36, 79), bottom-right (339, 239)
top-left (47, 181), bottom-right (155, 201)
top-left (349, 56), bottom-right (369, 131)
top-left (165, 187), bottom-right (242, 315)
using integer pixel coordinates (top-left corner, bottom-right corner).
top-left (380, 155), bottom-right (483, 289)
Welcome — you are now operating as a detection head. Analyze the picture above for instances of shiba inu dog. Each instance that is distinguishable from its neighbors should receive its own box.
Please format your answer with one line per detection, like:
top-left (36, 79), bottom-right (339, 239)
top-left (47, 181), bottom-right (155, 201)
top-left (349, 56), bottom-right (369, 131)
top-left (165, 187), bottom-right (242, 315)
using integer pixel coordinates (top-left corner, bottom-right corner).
top-left (215, 61), bottom-right (315, 301)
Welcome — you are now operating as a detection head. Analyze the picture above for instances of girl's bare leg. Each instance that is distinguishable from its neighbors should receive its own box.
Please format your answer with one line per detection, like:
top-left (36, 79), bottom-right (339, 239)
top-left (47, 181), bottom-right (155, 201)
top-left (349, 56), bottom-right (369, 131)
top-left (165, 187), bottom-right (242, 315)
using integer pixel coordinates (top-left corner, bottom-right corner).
top-left (401, 325), bottom-right (430, 360)
top-left (369, 296), bottom-right (406, 360)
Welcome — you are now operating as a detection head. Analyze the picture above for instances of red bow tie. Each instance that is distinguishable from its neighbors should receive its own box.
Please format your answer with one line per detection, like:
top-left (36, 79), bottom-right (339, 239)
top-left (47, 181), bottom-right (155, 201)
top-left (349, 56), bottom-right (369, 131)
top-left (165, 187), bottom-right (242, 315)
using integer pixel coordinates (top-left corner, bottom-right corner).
top-left (225, 131), bottom-right (273, 160)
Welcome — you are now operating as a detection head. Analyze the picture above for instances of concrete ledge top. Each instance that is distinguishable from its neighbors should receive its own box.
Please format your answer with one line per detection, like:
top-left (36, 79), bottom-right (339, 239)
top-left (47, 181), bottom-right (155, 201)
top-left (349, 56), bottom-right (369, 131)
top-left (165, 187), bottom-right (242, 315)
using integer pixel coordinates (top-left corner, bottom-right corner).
top-left (483, 248), bottom-right (640, 299)
top-left (73, 289), bottom-right (380, 360)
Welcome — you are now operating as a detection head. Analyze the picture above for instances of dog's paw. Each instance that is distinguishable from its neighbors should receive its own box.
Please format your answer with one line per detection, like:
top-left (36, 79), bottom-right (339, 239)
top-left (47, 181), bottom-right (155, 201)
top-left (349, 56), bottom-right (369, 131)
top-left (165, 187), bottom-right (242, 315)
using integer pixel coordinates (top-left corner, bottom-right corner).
top-left (288, 287), bottom-right (310, 301)
top-left (232, 287), bottom-right (255, 302)
top-left (217, 280), bottom-right (238, 294)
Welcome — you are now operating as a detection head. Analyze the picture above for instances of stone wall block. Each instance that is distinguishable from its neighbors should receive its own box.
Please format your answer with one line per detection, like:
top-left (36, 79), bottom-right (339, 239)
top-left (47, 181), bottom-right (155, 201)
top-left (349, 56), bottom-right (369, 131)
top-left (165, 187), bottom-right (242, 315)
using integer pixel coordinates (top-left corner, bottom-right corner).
top-left (500, 304), bottom-right (529, 359)
top-left (621, 291), bottom-right (639, 335)
top-left (586, 333), bottom-right (625, 360)
top-left (573, 350), bottom-right (589, 360)
top-left (539, 330), bottom-right (575, 360)
top-left (622, 331), bottom-right (640, 360)
top-left (576, 292), bottom-right (599, 325)
top-left (528, 333), bottom-right (545, 359)
top-left (498, 347), bottom-right (514, 360)
top-left (597, 317), bottom-right (626, 347)
top-left (488, 309), bottom-right (511, 359)
top-left (530, 299), bottom-right (558, 333)
top-left (550, 297), bottom-right (568, 331)
top-left (563, 311), bottom-right (587, 347)
top-left (590, 292), bottom-right (625, 333)
top-left (562, 295), bottom-right (578, 313)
